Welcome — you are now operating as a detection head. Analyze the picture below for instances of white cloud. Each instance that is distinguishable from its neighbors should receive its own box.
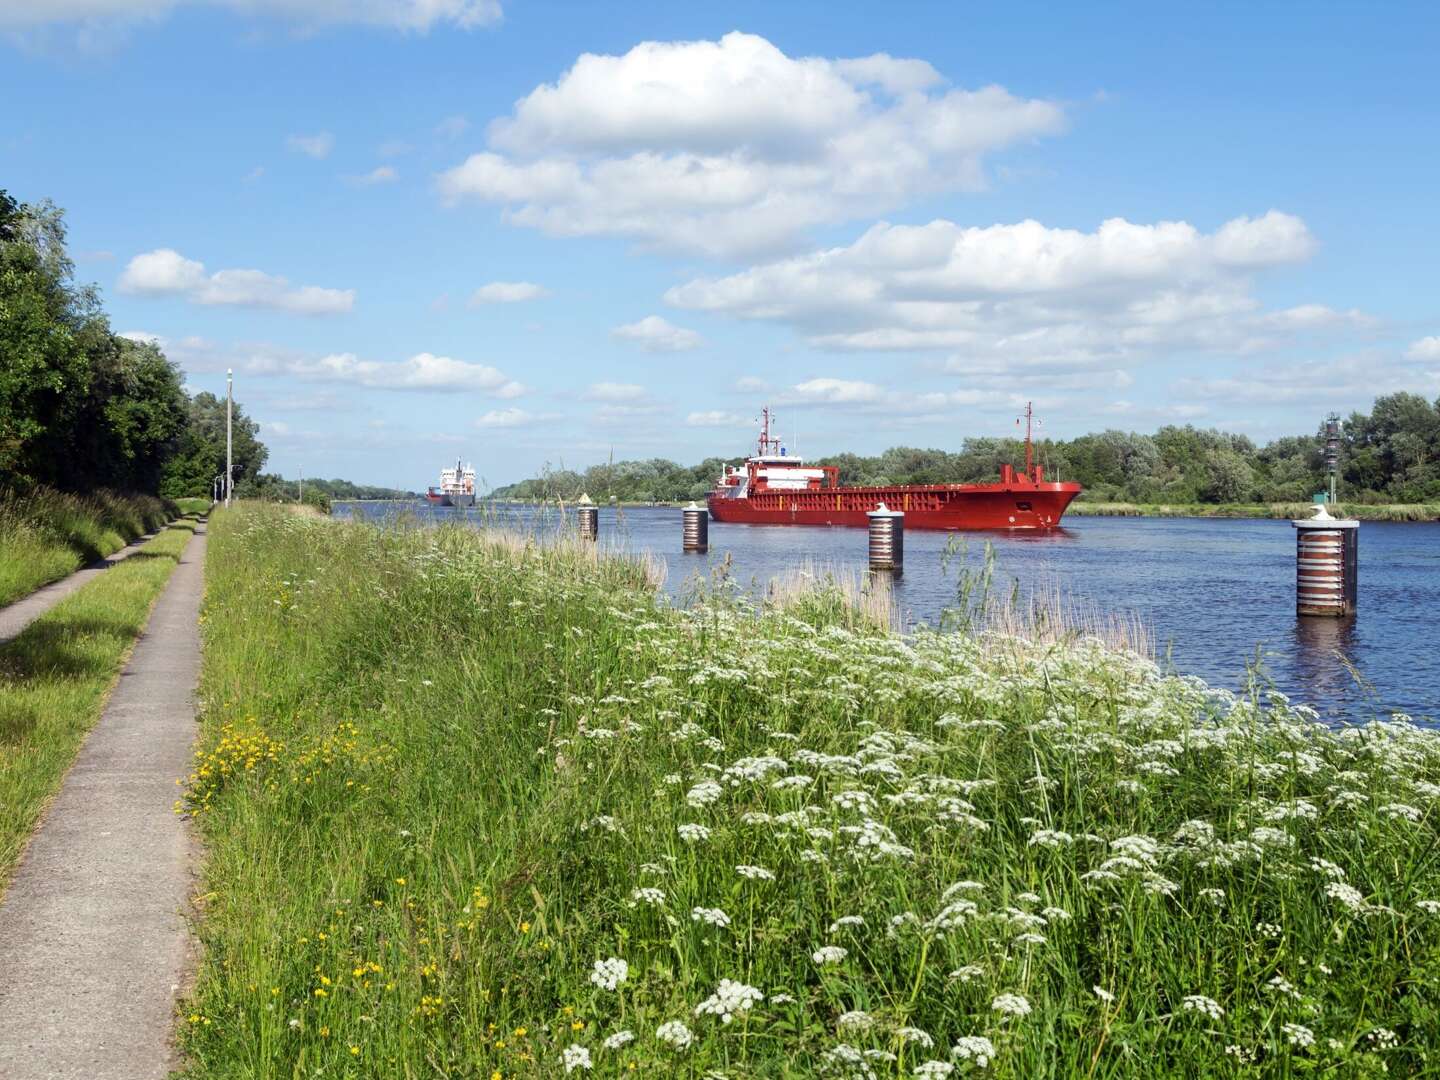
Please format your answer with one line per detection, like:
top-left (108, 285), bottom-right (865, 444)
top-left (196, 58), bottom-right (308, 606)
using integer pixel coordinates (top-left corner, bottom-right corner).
top-left (475, 407), bottom-right (558, 427)
top-left (0, 0), bottom-right (503, 32)
top-left (157, 336), bottom-right (525, 394)
top-left (437, 31), bottom-right (1064, 257)
top-left (583, 381), bottom-right (646, 402)
top-left (469, 281), bottom-right (549, 305)
top-left (687, 410), bottom-right (747, 427)
top-left (377, 139), bottom-right (412, 158)
top-left (286, 131), bottom-right (335, 159)
top-left (435, 114), bottom-right (470, 139)
top-left (734, 375), bottom-right (770, 393)
top-left (783, 376), bottom-right (1014, 417)
top-left (667, 211), bottom-right (1352, 372)
top-left (350, 165), bottom-right (397, 185)
top-left (305, 351), bottom-right (524, 394)
top-left (1407, 336), bottom-right (1440, 361)
top-left (611, 314), bottom-right (702, 352)
top-left (118, 248), bottom-right (354, 315)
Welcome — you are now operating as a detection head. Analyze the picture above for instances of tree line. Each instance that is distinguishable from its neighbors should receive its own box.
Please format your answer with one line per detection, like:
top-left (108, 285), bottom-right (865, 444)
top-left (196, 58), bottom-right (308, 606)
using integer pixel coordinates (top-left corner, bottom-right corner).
top-left (0, 189), bottom-right (269, 498)
top-left (493, 393), bottom-right (1440, 506)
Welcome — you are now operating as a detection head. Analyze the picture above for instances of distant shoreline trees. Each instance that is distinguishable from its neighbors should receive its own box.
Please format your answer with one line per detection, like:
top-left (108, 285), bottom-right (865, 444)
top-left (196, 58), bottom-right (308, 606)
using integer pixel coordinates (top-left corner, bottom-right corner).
top-left (492, 394), bottom-right (1440, 507)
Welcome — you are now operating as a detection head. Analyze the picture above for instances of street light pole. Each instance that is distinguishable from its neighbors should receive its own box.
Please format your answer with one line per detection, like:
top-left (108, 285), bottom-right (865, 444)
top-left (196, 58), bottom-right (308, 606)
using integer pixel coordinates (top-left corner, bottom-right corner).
top-left (225, 368), bottom-right (234, 507)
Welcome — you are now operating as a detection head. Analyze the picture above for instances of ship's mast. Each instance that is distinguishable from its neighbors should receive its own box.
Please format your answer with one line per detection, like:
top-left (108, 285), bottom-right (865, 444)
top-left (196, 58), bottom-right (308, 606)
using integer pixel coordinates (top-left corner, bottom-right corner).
top-left (757, 407), bottom-right (781, 457)
top-left (1023, 401), bottom-right (1034, 478)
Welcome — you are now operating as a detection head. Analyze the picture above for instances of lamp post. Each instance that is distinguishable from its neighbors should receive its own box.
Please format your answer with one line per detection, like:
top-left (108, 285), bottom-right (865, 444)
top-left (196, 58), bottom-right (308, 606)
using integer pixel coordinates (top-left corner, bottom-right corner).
top-left (225, 369), bottom-right (234, 507)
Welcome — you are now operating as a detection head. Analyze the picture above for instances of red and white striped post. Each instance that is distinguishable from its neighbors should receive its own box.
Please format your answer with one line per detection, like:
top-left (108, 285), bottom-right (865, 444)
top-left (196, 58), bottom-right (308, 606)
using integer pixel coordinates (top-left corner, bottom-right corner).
top-left (1292, 505), bottom-right (1358, 617)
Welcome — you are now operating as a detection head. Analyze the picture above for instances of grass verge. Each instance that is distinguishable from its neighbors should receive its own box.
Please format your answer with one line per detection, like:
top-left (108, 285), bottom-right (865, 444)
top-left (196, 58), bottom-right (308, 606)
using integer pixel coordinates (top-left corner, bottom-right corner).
top-left (181, 503), bottom-right (1440, 1077)
top-left (0, 486), bottom-right (182, 607)
top-left (1069, 501), bottom-right (1440, 521)
top-left (0, 517), bottom-right (197, 891)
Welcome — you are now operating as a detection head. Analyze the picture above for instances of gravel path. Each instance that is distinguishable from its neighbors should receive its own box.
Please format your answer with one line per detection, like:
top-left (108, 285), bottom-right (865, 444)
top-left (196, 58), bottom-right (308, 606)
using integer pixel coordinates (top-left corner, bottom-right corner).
top-left (0, 521), bottom-right (206, 1080)
top-left (0, 529), bottom-right (167, 646)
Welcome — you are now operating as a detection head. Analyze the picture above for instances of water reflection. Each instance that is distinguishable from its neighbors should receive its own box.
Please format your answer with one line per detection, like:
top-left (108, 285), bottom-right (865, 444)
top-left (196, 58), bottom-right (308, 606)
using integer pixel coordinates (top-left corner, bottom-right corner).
top-left (1290, 616), bottom-right (1370, 714)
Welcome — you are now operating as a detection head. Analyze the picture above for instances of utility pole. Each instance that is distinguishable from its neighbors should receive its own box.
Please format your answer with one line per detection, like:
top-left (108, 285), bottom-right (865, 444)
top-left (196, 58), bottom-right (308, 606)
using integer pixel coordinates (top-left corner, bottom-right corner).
top-left (225, 368), bottom-right (234, 507)
top-left (299, 467), bottom-right (304, 504)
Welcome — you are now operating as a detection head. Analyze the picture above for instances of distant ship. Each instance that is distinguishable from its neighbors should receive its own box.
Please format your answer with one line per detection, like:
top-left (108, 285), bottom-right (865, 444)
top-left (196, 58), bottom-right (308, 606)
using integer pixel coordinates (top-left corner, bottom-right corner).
top-left (426, 460), bottom-right (477, 508)
top-left (707, 406), bottom-right (1081, 530)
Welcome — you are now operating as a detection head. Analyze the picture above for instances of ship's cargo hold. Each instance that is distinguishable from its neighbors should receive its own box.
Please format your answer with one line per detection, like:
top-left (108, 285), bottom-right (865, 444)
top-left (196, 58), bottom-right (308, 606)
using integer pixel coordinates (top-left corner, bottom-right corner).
top-left (1293, 505), bottom-right (1358, 617)
top-left (683, 502), bottom-right (708, 552)
top-left (867, 503), bottom-right (903, 574)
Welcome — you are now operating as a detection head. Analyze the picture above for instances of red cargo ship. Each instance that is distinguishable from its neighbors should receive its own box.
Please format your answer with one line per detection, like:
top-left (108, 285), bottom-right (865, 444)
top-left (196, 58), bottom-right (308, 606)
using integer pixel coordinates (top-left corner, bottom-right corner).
top-left (707, 406), bottom-right (1081, 530)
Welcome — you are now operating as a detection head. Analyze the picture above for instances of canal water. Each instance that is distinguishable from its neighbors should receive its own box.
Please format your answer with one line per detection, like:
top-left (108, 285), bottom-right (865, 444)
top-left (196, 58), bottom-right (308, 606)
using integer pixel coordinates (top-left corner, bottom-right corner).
top-left (334, 502), bottom-right (1439, 723)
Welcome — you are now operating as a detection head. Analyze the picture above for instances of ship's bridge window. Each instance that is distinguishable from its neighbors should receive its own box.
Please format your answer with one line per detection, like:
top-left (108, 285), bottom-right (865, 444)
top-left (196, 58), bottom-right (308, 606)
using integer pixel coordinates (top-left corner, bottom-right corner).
top-left (1015, 501), bottom-right (1032, 511)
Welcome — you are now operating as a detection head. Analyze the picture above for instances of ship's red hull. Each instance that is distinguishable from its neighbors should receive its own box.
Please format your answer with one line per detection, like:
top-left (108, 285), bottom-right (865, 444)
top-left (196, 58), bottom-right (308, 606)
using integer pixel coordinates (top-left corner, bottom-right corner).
top-left (707, 482), bottom-right (1081, 530)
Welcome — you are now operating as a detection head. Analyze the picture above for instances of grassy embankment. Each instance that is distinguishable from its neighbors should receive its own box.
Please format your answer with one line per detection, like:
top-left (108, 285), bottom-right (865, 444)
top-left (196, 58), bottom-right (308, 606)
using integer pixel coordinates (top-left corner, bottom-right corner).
top-left (1070, 501), bottom-right (1440, 522)
top-left (180, 502), bottom-right (1440, 1078)
top-left (0, 487), bottom-right (195, 607)
top-left (0, 517), bottom-right (198, 889)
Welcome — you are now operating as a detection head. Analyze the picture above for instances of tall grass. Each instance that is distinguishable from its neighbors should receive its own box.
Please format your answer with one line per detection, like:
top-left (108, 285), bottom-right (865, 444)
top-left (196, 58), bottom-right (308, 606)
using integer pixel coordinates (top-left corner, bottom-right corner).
top-left (0, 518), bottom-right (198, 890)
top-left (0, 486), bottom-right (180, 607)
top-left (181, 503), bottom-right (1440, 1077)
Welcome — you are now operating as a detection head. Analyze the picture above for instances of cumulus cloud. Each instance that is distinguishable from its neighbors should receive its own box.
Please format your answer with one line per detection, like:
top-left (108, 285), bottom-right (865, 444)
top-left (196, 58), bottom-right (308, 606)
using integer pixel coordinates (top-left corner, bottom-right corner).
top-left (475, 407), bottom-right (556, 427)
top-left (469, 281), bottom-right (549, 305)
top-left (1407, 336), bottom-right (1440, 361)
top-left (306, 351), bottom-right (524, 393)
top-left (435, 114), bottom-right (470, 139)
top-left (118, 248), bottom-right (354, 315)
top-left (0, 0), bottom-right (502, 32)
top-left (143, 335), bottom-right (525, 395)
top-left (611, 314), bottom-right (702, 352)
top-left (286, 132), bottom-right (335, 159)
top-left (583, 382), bottom-right (646, 402)
top-left (350, 165), bottom-right (397, 185)
top-left (667, 211), bottom-right (1355, 370)
top-left (686, 410), bottom-right (747, 427)
top-left (437, 31), bottom-right (1064, 257)
top-left (784, 377), bottom-right (1012, 415)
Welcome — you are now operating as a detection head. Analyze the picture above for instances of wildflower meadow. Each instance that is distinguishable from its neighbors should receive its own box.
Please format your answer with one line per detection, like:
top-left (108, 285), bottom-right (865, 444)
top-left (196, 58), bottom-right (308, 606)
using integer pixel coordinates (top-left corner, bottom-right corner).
top-left (179, 504), bottom-right (1440, 1077)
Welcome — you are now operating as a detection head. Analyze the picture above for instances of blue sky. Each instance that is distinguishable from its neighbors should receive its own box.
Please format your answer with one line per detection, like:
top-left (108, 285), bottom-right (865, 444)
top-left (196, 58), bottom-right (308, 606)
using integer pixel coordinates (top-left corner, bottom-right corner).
top-left (3, 1), bottom-right (1438, 489)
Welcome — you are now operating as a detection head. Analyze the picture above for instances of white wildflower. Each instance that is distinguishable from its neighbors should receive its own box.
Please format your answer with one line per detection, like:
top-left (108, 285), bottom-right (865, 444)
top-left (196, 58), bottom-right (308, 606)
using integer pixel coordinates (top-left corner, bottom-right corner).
top-left (677, 823), bottom-right (711, 843)
top-left (896, 1027), bottom-right (935, 1049)
top-left (950, 1035), bottom-right (996, 1067)
top-left (1093, 986), bottom-right (1115, 1004)
top-left (1282, 1022), bottom-right (1315, 1049)
top-left (693, 979), bottom-right (764, 1024)
top-left (948, 964), bottom-right (984, 982)
top-left (655, 1020), bottom-right (693, 1049)
top-left (837, 1010), bottom-right (873, 1030)
top-left (1180, 995), bottom-right (1224, 1021)
top-left (990, 993), bottom-right (1031, 1019)
top-left (913, 1062), bottom-right (954, 1078)
top-left (589, 957), bottom-right (628, 992)
top-left (602, 1030), bottom-right (635, 1050)
top-left (629, 886), bottom-right (665, 906)
top-left (690, 906), bottom-right (731, 929)
top-left (736, 864), bottom-right (775, 881)
top-left (685, 780), bottom-right (723, 808)
top-left (829, 915), bottom-right (866, 932)
top-left (562, 1043), bottom-right (592, 1072)
top-left (812, 945), bottom-right (849, 965)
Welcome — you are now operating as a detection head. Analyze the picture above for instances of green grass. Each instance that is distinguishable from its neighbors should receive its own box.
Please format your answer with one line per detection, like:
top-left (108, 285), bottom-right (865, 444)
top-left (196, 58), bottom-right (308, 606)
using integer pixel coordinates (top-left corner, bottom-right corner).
top-left (0, 518), bottom-right (198, 891)
top-left (177, 497), bottom-right (213, 516)
top-left (1069, 501), bottom-right (1440, 522)
top-left (0, 486), bottom-right (182, 607)
top-left (180, 503), bottom-right (1440, 1078)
